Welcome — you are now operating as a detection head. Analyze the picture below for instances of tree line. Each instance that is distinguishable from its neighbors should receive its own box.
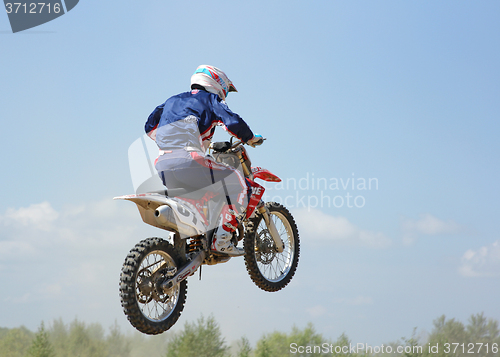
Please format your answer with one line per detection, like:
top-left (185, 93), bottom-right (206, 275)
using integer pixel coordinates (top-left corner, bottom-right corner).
top-left (0, 313), bottom-right (498, 357)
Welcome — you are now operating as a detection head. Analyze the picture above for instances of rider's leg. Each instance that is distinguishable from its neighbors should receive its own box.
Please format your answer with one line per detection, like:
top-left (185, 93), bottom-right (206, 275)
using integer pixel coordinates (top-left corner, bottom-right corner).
top-left (156, 151), bottom-right (249, 255)
top-left (207, 164), bottom-right (248, 256)
top-left (210, 203), bottom-right (244, 256)
top-left (210, 179), bottom-right (265, 256)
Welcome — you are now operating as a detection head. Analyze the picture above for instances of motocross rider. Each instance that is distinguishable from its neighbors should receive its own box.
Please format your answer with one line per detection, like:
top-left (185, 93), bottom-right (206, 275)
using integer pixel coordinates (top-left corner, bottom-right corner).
top-left (145, 65), bottom-right (264, 256)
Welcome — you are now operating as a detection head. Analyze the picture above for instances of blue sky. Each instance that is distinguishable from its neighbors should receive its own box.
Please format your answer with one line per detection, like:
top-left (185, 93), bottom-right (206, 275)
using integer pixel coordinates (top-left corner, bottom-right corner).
top-left (1, 0), bottom-right (499, 349)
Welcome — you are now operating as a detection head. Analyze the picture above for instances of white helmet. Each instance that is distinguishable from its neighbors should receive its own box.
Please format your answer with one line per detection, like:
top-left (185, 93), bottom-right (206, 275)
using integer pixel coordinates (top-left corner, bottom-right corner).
top-left (190, 65), bottom-right (237, 101)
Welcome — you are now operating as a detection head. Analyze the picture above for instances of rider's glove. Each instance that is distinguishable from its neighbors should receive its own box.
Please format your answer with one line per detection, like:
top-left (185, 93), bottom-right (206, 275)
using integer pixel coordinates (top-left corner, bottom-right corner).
top-left (247, 134), bottom-right (264, 147)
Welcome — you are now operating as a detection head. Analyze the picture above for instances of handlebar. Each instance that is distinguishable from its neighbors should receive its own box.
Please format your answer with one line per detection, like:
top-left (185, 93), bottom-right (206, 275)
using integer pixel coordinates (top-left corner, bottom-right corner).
top-left (235, 136), bottom-right (266, 148)
top-left (210, 137), bottom-right (266, 153)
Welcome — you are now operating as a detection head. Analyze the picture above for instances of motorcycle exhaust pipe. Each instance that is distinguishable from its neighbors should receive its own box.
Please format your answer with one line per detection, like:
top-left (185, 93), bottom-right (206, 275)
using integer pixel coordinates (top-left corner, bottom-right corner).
top-left (155, 205), bottom-right (197, 237)
top-left (154, 205), bottom-right (177, 230)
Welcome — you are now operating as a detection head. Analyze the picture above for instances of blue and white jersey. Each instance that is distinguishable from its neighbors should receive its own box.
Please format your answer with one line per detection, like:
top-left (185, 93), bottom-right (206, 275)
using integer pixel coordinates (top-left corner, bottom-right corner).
top-left (145, 89), bottom-right (254, 151)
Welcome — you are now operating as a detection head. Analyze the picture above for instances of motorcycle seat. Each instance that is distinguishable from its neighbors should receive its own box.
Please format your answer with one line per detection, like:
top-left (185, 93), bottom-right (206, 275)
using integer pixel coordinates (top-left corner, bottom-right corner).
top-left (148, 187), bottom-right (217, 200)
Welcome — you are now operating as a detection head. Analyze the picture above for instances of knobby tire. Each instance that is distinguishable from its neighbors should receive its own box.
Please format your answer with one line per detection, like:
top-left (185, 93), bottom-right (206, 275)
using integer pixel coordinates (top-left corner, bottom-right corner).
top-left (119, 237), bottom-right (187, 335)
top-left (244, 202), bottom-right (300, 292)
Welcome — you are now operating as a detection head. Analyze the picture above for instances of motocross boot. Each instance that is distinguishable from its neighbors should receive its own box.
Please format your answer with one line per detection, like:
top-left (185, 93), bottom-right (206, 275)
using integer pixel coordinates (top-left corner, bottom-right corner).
top-left (211, 205), bottom-right (244, 256)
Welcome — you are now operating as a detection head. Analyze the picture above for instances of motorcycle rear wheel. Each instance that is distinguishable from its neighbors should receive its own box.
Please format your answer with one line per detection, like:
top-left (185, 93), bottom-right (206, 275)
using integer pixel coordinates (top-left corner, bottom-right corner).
top-left (244, 202), bottom-right (300, 292)
top-left (119, 237), bottom-right (187, 335)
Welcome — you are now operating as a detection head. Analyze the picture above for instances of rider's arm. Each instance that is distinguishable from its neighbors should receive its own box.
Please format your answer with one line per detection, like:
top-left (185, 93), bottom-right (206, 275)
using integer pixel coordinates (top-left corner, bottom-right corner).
top-left (145, 103), bottom-right (165, 140)
top-left (211, 97), bottom-right (254, 143)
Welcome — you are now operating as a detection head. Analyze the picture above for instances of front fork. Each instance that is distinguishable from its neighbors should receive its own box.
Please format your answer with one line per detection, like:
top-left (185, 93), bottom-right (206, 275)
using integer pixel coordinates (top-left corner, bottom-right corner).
top-left (257, 203), bottom-right (284, 253)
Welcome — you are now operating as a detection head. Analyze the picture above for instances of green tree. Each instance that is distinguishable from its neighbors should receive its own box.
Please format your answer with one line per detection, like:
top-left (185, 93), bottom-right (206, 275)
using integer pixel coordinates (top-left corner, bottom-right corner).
top-left (67, 320), bottom-right (107, 357)
top-left (330, 333), bottom-right (371, 357)
top-left (47, 318), bottom-right (68, 357)
top-left (460, 313), bottom-right (498, 357)
top-left (400, 328), bottom-right (424, 357)
top-left (165, 315), bottom-right (228, 357)
top-left (128, 331), bottom-right (170, 357)
top-left (25, 322), bottom-right (55, 357)
top-left (391, 314), bottom-right (500, 357)
top-left (48, 318), bottom-right (107, 357)
top-left (254, 323), bottom-right (336, 357)
top-left (0, 327), bottom-right (10, 340)
top-left (422, 315), bottom-right (467, 357)
top-left (235, 337), bottom-right (252, 357)
top-left (106, 321), bottom-right (131, 357)
top-left (0, 326), bottom-right (33, 357)
top-left (466, 313), bottom-right (500, 345)
top-left (254, 330), bottom-right (287, 357)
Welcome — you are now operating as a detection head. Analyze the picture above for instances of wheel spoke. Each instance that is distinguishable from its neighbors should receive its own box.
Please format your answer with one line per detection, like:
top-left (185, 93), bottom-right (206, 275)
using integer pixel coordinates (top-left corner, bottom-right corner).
top-left (244, 203), bottom-right (300, 292)
top-left (253, 210), bottom-right (296, 282)
top-left (120, 238), bottom-right (187, 334)
top-left (137, 250), bottom-right (179, 322)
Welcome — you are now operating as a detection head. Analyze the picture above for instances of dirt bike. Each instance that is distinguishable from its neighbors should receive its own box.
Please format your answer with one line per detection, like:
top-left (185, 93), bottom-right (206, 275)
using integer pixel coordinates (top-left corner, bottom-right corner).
top-left (114, 139), bottom-right (300, 335)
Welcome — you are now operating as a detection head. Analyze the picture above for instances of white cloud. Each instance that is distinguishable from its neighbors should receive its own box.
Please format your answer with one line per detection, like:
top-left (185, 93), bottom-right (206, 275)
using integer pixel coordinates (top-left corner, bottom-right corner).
top-left (0, 240), bottom-right (36, 259)
top-left (2, 201), bottom-right (58, 231)
top-left (459, 241), bottom-right (500, 277)
top-left (401, 213), bottom-right (463, 245)
top-left (293, 208), bottom-right (391, 248)
top-left (0, 199), bottom-right (145, 304)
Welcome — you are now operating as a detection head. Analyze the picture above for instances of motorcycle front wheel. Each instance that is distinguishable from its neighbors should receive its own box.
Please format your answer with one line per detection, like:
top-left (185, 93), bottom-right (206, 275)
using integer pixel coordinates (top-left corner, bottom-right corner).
top-left (244, 202), bottom-right (300, 292)
top-left (119, 237), bottom-right (187, 335)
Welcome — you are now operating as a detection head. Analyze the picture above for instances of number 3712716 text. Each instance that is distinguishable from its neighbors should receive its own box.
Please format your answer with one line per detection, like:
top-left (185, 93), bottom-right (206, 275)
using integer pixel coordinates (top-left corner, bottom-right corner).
top-left (5, 3), bottom-right (62, 14)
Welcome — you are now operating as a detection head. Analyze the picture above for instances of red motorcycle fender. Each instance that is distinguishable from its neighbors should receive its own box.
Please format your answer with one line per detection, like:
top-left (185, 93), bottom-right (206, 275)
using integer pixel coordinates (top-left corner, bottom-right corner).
top-left (251, 167), bottom-right (282, 182)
